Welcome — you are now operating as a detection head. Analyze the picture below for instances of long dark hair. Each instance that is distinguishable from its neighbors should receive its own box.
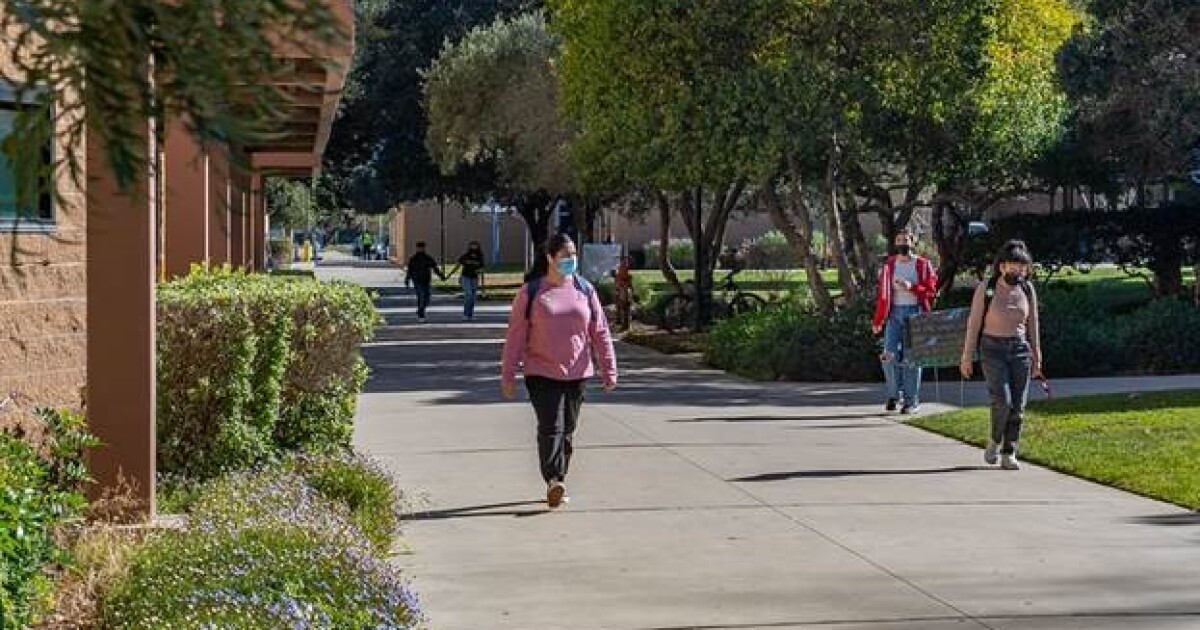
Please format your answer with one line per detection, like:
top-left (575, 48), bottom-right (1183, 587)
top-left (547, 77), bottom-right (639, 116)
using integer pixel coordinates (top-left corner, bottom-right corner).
top-left (525, 234), bottom-right (574, 282)
top-left (990, 239), bottom-right (1034, 280)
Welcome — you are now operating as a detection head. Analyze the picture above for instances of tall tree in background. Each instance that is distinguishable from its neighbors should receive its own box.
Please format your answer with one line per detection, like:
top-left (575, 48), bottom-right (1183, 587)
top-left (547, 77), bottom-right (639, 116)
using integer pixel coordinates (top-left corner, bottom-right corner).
top-left (551, 0), bottom-right (778, 325)
top-left (1060, 0), bottom-right (1199, 187)
top-left (1059, 0), bottom-right (1200, 298)
top-left (324, 0), bottom-right (536, 213)
top-left (753, 0), bottom-right (1080, 307)
top-left (422, 12), bottom-right (569, 251)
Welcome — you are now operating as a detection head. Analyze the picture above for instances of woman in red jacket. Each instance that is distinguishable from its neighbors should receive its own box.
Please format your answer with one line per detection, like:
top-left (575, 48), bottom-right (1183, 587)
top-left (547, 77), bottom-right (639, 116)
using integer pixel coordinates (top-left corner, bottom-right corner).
top-left (871, 229), bottom-right (938, 414)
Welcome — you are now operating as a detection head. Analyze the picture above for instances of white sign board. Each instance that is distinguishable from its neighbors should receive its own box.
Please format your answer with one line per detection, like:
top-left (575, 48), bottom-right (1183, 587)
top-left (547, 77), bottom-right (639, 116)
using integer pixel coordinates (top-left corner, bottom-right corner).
top-left (581, 243), bottom-right (622, 282)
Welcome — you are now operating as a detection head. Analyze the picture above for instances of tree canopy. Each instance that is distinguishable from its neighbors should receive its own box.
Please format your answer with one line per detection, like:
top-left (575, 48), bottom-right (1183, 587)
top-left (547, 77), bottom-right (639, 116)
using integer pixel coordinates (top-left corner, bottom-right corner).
top-left (423, 11), bottom-right (572, 196)
top-left (1059, 0), bottom-right (1200, 182)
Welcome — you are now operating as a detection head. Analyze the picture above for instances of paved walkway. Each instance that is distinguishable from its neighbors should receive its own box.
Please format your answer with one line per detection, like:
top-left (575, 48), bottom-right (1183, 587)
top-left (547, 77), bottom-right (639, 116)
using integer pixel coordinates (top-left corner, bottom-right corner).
top-left (323, 265), bottom-right (1200, 630)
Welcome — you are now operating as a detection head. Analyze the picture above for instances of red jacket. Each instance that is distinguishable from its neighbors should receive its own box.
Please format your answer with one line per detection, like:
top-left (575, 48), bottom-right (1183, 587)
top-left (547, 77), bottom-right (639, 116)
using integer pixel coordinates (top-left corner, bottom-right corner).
top-left (872, 255), bottom-right (938, 329)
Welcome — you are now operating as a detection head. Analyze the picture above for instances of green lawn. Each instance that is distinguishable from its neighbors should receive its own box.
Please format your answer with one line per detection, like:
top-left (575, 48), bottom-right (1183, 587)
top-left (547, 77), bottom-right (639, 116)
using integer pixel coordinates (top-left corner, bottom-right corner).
top-left (912, 389), bottom-right (1200, 510)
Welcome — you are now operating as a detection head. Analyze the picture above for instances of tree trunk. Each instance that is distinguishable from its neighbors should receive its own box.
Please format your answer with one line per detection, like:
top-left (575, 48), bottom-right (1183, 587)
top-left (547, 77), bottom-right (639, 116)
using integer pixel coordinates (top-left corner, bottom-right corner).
top-left (932, 200), bottom-right (964, 294)
top-left (1194, 259), bottom-right (1200, 307)
top-left (842, 191), bottom-right (873, 287)
top-left (823, 153), bottom-right (858, 301)
top-left (768, 174), bottom-right (835, 316)
top-left (655, 191), bottom-right (683, 294)
top-left (515, 191), bottom-right (555, 254)
top-left (1150, 232), bottom-right (1185, 297)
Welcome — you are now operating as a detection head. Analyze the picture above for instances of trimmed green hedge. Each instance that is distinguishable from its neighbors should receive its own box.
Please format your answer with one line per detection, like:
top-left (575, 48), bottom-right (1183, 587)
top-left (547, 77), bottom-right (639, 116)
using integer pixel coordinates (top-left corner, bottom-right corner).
top-left (706, 281), bottom-right (1200, 382)
top-left (706, 298), bottom-right (879, 382)
top-left (157, 267), bottom-right (378, 480)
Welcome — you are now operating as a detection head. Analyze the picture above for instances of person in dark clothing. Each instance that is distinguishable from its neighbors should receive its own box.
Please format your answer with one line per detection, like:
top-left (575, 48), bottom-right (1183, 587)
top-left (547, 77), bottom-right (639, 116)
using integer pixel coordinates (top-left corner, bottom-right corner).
top-left (453, 241), bottom-right (486, 321)
top-left (404, 242), bottom-right (446, 322)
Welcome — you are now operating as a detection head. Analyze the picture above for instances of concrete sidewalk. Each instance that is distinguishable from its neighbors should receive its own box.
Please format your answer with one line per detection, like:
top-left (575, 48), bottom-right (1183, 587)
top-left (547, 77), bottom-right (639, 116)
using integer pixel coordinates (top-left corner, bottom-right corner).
top-left (326, 267), bottom-right (1200, 630)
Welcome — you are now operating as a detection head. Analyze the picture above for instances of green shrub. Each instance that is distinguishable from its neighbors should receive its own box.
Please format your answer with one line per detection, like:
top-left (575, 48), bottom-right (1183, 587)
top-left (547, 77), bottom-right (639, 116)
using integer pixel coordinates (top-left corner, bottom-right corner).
top-left (188, 453), bottom-right (402, 555)
top-left (645, 238), bottom-right (695, 269)
top-left (157, 266), bottom-right (378, 480)
top-left (104, 458), bottom-right (418, 629)
top-left (275, 278), bottom-right (378, 453)
top-left (594, 278), bottom-right (616, 306)
top-left (296, 453), bottom-right (403, 554)
top-left (158, 272), bottom-right (277, 479)
top-left (269, 268), bottom-right (316, 278)
top-left (1120, 297), bottom-right (1200, 374)
top-left (706, 298), bottom-right (879, 382)
top-left (631, 274), bottom-right (653, 306)
top-left (268, 239), bottom-right (293, 263)
top-left (0, 410), bottom-right (95, 629)
top-left (743, 230), bottom-right (801, 270)
top-left (99, 526), bottom-right (423, 629)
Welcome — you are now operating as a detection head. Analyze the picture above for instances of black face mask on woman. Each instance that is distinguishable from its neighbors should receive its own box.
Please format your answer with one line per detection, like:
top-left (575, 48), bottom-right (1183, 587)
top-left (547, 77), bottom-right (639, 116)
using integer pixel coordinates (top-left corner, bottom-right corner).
top-left (896, 245), bottom-right (912, 256)
top-left (1003, 272), bottom-right (1024, 286)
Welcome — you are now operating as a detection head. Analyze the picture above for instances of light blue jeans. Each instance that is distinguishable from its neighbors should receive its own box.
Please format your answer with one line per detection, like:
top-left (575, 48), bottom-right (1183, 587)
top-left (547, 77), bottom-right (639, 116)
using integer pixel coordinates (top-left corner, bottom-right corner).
top-left (461, 276), bottom-right (479, 318)
top-left (882, 304), bottom-right (923, 405)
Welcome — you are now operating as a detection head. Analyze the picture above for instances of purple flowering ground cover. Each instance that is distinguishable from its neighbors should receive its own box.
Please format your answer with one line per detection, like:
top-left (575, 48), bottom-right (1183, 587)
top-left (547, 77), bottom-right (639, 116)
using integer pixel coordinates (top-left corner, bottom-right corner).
top-left (97, 455), bottom-right (424, 629)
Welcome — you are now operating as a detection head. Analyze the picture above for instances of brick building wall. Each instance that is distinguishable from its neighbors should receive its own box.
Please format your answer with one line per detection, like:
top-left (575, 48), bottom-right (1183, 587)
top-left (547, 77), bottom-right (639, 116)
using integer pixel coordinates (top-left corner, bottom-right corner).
top-left (0, 32), bottom-right (88, 429)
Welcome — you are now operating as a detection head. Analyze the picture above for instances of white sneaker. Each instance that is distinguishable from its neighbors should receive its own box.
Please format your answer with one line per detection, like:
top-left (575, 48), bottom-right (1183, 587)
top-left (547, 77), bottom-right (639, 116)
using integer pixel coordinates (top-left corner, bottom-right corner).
top-left (1001, 453), bottom-right (1021, 470)
top-left (984, 440), bottom-right (999, 465)
top-left (547, 481), bottom-right (566, 509)
top-left (417, 316), bottom-right (427, 323)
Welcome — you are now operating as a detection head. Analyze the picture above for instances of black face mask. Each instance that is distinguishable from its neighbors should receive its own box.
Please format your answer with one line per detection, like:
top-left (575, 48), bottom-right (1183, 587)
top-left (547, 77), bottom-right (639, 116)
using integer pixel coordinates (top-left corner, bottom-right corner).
top-left (1003, 272), bottom-right (1023, 286)
top-left (896, 245), bottom-right (912, 256)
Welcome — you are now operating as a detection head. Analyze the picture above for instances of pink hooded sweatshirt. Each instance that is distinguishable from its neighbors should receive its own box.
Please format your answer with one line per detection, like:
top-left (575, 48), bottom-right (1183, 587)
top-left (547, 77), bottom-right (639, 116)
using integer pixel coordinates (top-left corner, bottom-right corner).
top-left (501, 277), bottom-right (618, 388)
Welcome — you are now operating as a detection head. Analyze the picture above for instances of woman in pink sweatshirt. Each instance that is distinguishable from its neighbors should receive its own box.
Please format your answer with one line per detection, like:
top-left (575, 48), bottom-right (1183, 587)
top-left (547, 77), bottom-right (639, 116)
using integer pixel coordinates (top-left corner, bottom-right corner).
top-left (502, 234), bottom-right (619, 508)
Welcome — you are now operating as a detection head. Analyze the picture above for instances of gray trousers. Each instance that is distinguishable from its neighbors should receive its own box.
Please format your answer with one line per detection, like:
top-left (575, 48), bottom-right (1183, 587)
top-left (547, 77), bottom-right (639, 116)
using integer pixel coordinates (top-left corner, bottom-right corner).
top-left (980, 335), bottom-right (1033, 455)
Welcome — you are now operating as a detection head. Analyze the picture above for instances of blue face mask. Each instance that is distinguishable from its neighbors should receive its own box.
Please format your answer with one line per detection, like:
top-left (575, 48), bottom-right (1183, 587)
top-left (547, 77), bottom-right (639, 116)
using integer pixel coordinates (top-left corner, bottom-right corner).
top-left (556, 256), bottom-right (578, 277)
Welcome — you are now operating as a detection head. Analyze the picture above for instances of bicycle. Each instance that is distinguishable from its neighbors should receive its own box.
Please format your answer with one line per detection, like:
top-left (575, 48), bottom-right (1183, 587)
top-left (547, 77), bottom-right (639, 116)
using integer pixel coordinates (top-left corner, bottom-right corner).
top-left (658, 270), bottom-right (768, 332)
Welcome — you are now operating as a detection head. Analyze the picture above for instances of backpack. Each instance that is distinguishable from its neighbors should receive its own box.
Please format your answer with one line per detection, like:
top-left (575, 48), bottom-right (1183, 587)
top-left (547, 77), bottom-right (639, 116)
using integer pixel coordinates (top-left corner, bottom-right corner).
top-left (524, 275), bottom-right (598, 324)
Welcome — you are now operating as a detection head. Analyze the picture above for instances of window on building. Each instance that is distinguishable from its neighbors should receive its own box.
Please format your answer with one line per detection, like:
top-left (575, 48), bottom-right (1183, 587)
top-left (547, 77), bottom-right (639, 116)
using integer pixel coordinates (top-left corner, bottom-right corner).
top-left (0, 84), bottom-right (53, 227)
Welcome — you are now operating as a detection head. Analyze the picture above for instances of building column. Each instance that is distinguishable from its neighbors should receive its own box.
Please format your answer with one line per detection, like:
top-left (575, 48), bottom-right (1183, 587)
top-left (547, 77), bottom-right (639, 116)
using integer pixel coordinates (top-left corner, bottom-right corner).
top-left (164, 119), bottom-right (209, 278)
top-left (86, 123), bottom-right (156, 520)
top-left (251, 173), bottom-right (265, 270)
top-left (208, 146), bottom-right (231, 265)
top-left (229, 169), bottom-right (246, 268)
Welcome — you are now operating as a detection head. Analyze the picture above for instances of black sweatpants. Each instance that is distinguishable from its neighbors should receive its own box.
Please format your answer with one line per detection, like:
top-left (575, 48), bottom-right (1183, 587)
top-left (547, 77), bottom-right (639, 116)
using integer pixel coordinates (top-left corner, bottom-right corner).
top-left (525, 375), bottom-right (586, 484)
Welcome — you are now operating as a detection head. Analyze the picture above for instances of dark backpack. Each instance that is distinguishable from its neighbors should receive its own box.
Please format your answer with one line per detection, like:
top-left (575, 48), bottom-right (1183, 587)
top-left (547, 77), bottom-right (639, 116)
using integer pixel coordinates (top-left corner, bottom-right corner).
top-left (525, 275), bottom-right (598, 324)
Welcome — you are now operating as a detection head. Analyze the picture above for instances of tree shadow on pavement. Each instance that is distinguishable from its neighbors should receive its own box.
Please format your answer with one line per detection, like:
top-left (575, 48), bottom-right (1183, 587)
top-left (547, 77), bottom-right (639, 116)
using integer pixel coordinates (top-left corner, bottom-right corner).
top-left (731, 466), bottom-right (987, 483)
top-left (362, 291), bottom-right (894, 409)
top-left (1127, 513), bottom-right (1200, 526)
top-left (406, 500), bottom-right (549, 521)
top-left (668, 413), bottom-right (888, 424)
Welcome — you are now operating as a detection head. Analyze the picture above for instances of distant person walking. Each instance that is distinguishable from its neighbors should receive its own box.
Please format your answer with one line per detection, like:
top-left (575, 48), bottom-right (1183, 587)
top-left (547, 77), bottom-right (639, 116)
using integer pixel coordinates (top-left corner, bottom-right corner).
top-left (404, 241), bottom-right (446, 323)
top-left (501, 234), bottom-right (618, 509)
top-left (453, 241), bottom-right (486, 321)
top-left (871, 228), bottom-right (938, 414)
top-left (361, 231), bottom-right (375, 260)
top-left (960, 240), bottom-right (1043, 470)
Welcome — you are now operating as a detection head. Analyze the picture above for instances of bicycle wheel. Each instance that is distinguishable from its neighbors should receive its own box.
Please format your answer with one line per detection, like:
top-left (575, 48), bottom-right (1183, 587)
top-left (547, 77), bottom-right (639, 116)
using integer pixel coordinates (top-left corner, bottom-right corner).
top-left (730, 293), bottom-right (767, 317)
top-left (659, 294), bottom-right (694, 333)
